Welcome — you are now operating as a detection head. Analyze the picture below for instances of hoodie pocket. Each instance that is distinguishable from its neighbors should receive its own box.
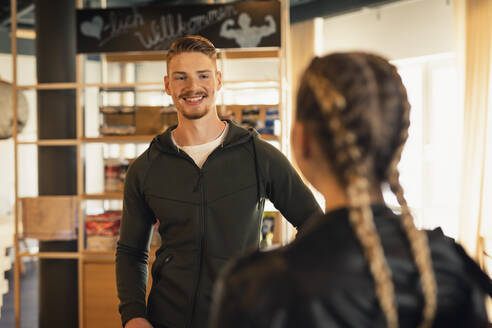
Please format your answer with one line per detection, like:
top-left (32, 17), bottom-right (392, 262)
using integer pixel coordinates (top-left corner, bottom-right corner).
top-left (151, 250), bottom-right (173, 285)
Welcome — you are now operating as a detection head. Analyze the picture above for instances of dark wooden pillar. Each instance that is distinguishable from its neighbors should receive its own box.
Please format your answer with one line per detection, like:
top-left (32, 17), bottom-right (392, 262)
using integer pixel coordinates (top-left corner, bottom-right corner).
top-left (36, 0), bottom-right (78, 327)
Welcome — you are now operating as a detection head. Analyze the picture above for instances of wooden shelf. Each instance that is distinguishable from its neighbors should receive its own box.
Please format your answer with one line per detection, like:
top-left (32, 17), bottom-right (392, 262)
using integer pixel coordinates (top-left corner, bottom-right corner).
top-left (223, 79), bottom-right (280, 85)
top-left (17, 139), bottom-right (78, 146)
top-left (17, 80), bottom-right (278, 90)
top-left (99, 105), bottom-right (176, 113)
top-left (82, 247), bottom-right (158, 262)
top-left (83, 133), bottom-right (275, 144)
top-left (82, 135), bottom-right (155, 143)
top-left (222, 104), bottom-right (278, 111)
top-left (18, 251), bottom-right (80, 259)
top-left (101, 48), bottom-right (280, 63)
top-left (105, 51), bottom-right (168, 63)
top-left (222, 80), bottom-right (280, 89)
top-left (17, 81), bottom-right (164, 90)
top-left (82, 193), bottom-right (123, 200)
top-left (17, 82), bottom-right (78, 90)
top-left (82, 250), bottom-right (116, 256)
top-left (220, 48), bottom-right (280, 59)
top-left (85, 82), bottom-right (163, 88)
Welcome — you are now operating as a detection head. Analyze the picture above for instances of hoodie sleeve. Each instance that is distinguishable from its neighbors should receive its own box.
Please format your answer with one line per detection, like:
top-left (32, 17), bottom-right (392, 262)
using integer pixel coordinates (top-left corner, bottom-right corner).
top-left (255, 137), bottom-right (322, 230)
top-left (116, 152), bottom-right (156, 326)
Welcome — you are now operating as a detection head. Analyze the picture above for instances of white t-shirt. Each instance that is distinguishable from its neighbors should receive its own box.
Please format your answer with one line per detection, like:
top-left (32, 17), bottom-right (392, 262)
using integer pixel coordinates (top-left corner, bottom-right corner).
top-left (172, 123), bottom-right (229, 168)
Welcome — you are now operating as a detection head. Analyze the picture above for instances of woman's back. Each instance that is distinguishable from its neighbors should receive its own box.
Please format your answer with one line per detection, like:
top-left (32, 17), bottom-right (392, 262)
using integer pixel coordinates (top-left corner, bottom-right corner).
top-left (212, 205), bottom-right (491, 328)
top-left (210, 52), bottom-right (491, 328)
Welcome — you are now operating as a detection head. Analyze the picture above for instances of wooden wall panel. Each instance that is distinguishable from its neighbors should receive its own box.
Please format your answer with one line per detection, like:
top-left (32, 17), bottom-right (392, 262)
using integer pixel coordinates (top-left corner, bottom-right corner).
top-left (83, 260), bottom-right (152, 328)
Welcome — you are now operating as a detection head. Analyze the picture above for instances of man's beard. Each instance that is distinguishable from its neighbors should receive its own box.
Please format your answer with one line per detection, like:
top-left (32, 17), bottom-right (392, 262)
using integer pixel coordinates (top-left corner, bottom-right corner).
top-left (181, 106), bottom-right (210, 120)
top-left (178, 90), bottom-right (211, 120)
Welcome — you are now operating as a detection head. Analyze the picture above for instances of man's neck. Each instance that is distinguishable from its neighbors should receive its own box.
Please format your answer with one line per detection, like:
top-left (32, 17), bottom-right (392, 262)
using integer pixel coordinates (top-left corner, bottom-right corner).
top-left (173, 112), bottom-right (226, 147)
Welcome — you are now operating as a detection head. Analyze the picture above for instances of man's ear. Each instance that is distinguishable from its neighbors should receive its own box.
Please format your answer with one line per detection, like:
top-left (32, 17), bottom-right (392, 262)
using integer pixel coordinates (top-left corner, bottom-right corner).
top-left (164, 75), bottom-right (171, 95)
top-left (216, 70), bottom-right (223, 92)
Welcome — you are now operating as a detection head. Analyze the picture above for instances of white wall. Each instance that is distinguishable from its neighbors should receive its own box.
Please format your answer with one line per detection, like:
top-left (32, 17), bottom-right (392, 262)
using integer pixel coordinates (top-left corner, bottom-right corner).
top-left (0, 54), bottom-right (37, 217)
top-left (322, 0), bottom-right (454, 60)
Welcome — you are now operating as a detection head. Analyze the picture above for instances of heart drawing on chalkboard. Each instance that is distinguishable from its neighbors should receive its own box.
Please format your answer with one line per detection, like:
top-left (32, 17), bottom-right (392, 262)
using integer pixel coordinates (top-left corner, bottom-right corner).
top-left (81, 16), bottom-right (104, 40)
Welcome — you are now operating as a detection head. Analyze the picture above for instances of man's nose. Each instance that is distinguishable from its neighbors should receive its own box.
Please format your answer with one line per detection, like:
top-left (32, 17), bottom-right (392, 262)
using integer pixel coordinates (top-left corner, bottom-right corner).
top-left (185, 76), bottom-right (199, 89)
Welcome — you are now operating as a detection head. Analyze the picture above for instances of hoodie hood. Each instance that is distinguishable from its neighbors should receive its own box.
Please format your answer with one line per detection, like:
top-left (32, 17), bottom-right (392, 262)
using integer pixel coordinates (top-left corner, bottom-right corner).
top-left (149, 119), bottom-right (258, 156)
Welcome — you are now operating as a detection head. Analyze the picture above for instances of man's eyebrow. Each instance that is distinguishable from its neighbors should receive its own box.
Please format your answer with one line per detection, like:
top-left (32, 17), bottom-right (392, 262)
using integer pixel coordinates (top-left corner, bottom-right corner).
top-left (172, 70), bottom-right (212, 75)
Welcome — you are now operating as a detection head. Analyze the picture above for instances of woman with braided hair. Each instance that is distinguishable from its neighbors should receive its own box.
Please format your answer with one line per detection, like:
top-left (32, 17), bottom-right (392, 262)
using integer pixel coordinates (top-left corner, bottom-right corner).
top-left (209, 52), bottom-right (492, 328)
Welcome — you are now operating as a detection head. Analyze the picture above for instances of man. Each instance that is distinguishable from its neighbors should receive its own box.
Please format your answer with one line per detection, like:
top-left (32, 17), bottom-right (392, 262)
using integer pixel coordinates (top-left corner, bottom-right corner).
top-left (116, 35), bottom-right (321, 328)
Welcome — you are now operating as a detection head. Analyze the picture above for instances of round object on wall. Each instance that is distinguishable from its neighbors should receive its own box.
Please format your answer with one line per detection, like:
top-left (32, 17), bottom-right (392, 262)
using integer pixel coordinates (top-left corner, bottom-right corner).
top-left (0, 80), bottom-right (29, 139)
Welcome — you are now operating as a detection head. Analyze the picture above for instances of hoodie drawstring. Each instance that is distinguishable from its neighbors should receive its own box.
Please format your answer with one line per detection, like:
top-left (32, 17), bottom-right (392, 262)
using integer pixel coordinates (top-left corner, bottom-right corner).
top-left (147, 137), bottom-right (159, 160)
top-left (251, 137), bottom-right (263, 209)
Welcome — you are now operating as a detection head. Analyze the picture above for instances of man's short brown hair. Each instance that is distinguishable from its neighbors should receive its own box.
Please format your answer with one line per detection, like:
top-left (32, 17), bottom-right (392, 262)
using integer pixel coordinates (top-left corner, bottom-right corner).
top-left (166, 35), bottom-right (217, 71)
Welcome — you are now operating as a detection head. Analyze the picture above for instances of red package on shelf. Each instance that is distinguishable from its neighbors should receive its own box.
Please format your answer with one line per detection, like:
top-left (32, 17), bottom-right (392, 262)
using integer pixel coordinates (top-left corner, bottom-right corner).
top-left (85, 210), bottom-right (122, 236)
top-left (85, 220), bottom-right (121, 236)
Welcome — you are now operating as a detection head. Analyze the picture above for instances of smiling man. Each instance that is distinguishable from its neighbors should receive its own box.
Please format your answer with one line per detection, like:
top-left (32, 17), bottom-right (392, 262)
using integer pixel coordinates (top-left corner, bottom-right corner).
top-left (116, 35), bottom-right (321, 328)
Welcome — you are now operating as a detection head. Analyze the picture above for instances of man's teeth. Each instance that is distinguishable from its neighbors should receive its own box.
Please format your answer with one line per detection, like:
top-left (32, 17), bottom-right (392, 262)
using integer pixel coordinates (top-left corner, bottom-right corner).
top-left (184, 96), bottom-right (204, 102)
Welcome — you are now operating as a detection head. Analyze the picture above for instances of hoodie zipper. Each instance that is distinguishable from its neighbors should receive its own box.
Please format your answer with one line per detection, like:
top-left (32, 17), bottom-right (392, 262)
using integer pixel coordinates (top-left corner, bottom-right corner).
top-left (186, 171), bottom-right (205, 328)
top-left (164, 149), bottom-right (203, 328)
top-left (185, 147), bottom-right (223, 328)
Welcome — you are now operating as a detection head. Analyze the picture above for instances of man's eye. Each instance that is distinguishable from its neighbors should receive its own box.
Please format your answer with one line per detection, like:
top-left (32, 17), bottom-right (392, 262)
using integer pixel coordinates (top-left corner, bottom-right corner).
top-left (175, 76), bottom-right (185, 80)
top-left (200, 74), bottom-right (209, 79)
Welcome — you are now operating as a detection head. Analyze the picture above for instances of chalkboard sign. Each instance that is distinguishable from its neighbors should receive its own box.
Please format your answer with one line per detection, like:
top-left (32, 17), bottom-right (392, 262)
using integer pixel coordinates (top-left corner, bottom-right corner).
top-left (76, 1), bottom-right (281, 54)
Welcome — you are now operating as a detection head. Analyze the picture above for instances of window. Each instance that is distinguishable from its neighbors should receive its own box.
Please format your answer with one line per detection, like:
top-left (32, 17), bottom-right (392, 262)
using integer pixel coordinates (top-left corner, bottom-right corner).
top-left (385, 54), bottom-right (462, 238)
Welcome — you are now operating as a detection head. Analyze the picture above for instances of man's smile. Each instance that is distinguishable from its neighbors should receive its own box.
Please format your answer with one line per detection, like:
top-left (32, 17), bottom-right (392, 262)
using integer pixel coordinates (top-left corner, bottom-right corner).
top-left (180, 93), bottom-right (207, 106)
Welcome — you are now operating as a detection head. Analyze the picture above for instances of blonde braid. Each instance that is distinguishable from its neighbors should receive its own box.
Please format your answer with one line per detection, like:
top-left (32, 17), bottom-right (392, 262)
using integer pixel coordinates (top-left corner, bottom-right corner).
top-left (386, 81), bottom-right (437, 328)
top-left (306, 70), bottom-right (399, 328)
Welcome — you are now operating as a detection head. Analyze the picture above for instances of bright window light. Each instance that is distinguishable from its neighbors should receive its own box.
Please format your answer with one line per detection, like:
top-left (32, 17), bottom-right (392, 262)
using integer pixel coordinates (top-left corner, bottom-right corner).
top-left (386, 54), bottom-right (462, 238)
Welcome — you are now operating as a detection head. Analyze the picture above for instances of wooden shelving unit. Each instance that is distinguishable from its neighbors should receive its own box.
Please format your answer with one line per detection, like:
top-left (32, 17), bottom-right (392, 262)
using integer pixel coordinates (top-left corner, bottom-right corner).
top-left (17, 139), bottom-right (79, 145)
top-left (82, 193), bottom-right (123, 200)
top-left (17, 252), bottom-right (80, 259)
top-left (82, 135), bottom-right (155, 143)
top-left (82, 250), bottom-right (116, 256)
top-left (81, 246), bottom-right (158, 259)
top-left (11, 1), bottom-right (291, 327)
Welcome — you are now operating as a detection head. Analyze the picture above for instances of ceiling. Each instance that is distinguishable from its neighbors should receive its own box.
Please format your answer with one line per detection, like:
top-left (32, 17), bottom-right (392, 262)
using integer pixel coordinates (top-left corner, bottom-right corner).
top-left (0, 0), bottom-right (401, 30)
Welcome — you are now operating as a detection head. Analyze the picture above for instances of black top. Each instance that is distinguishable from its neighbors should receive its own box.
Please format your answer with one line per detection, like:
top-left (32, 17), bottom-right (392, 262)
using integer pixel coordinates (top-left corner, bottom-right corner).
top-left (115, 120), bottom-right (322, 328)
top-left (211, 205), bottom-right (492, 328)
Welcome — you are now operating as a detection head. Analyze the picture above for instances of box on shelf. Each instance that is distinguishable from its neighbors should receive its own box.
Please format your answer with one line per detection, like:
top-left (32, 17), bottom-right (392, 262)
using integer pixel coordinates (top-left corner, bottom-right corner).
top-left (136, 106), bottom-right (163, 135)
top-left (163, 110), bottom-right (179, 129)
top-left (255, 108), bottom-right (280, 135)
top-left (100, 106), bottom-right (177, 136)
top-left (85, 210), bottom-right (121, 251)
top-left (86, 236), bottom-right (119, 251)
top-left (260, 211), bottom-right (283, 249)
top-left (104, 158), bottom-right (133, 193)
top-left (221, 106), bottom-right (280, 136)
top-left (241, 108), bottom-right (261, 130)
top-left (100, 106), bottom-right (136, 136)
top-left (21, 196), bottom-right (78, 241)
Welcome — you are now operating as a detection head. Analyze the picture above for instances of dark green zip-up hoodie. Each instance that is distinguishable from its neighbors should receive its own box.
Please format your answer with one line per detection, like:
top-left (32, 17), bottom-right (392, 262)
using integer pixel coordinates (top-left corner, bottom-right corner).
top-left (116, 120), bottom-right (322, 328)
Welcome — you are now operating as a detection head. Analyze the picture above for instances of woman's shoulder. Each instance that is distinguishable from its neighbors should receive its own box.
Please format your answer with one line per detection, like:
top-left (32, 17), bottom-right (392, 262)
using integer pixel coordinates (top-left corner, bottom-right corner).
top-left (210, 248), bottom-right (297, 328)
top-left (425, 228), bottom-right (491, 295)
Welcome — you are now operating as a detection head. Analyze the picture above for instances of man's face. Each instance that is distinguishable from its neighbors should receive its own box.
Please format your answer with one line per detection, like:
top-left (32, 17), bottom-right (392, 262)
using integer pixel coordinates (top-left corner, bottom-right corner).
top-left (165, 52), bottom-right (222, 120)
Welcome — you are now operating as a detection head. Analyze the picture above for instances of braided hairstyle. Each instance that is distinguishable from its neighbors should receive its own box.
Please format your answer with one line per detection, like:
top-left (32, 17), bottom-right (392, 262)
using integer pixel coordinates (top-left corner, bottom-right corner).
top-left (296, 53), bottom-right (437, 328)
